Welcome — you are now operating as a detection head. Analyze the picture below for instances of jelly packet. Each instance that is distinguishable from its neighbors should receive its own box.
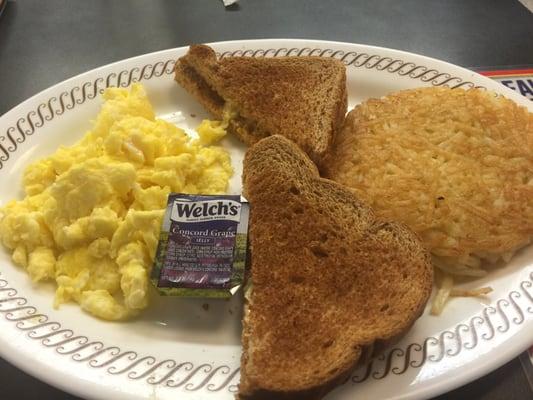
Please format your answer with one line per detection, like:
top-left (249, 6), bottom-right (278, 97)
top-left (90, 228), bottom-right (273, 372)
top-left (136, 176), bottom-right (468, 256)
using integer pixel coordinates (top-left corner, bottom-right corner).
top-left (151, 194), bottom-right (249, 298)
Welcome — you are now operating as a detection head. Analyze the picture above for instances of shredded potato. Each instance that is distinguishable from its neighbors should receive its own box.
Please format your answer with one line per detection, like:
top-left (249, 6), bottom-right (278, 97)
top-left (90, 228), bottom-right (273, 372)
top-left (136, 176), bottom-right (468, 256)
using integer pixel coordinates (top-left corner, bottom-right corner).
top-left (450, 287), bottom-right (493, 297)
top-left (328, 87), bottom-right (533, 314)
top-left (432, 256), bottom-right (487, 277)
top-left (430, 273), bottom-right (492, 315)
top-left (431, 275), bottom-right (454, 316)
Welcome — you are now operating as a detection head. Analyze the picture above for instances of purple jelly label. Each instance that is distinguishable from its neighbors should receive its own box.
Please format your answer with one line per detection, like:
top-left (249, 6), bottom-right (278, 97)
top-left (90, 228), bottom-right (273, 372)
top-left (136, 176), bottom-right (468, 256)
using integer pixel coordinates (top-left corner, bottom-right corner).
top-left (155, 194), bottom-right (244, 290)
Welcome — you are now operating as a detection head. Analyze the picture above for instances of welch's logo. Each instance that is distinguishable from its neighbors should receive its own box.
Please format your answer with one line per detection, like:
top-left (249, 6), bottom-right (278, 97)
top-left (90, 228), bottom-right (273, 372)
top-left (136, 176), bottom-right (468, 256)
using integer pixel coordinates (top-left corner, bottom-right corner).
top-left (171, 198), bottom-right (242, 223)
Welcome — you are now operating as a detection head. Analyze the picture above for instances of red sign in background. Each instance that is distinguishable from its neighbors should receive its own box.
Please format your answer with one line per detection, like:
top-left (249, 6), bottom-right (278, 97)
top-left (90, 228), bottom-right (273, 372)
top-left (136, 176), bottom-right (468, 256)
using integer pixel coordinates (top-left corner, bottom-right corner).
top-left (478, 68), bottom-right (533, 100)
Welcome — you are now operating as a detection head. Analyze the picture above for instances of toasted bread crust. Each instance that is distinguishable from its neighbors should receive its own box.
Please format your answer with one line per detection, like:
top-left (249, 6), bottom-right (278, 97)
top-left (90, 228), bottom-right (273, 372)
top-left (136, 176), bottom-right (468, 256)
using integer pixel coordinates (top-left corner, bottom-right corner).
top-left (174, 45), bottom-right (347, 165)
top-left (174, 60), bottom-right (224, 118)
top-left (240, 136), bottom-right (433, 400)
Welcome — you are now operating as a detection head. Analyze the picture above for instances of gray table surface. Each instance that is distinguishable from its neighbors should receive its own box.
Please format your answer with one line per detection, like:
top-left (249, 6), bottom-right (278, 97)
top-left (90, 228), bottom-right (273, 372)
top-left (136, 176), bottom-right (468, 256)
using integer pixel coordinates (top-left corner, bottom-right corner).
top-left (0, 0), bottom-right (532, 399)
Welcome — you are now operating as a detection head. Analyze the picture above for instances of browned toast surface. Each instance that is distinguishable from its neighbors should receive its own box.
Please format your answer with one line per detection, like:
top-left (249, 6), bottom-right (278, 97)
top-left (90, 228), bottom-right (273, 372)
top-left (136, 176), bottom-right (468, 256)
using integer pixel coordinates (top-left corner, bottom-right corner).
top-left (240, 135), bottom-right (433, 399)
top-left (175, 45), bottom-right (347, 165)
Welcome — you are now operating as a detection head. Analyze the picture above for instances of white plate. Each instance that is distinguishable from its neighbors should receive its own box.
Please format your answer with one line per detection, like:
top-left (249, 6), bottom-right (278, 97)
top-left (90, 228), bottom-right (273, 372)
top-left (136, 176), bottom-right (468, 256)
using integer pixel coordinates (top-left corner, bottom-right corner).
top-left (0, 39), bottom-right (532, 400)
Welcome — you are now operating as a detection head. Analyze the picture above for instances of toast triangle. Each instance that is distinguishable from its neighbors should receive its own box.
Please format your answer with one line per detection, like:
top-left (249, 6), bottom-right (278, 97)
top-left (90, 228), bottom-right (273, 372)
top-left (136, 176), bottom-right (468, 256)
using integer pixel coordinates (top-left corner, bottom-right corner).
top-left (175, 45), bottom-right (347, 165)
top-left (240, 135), bottom-right (433, 399)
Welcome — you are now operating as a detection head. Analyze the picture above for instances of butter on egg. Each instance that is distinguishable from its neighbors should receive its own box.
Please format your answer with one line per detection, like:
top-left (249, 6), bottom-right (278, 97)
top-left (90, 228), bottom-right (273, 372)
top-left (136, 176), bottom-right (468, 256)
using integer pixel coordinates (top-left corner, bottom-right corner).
top-left (0, 83), bottom-right (233, 320)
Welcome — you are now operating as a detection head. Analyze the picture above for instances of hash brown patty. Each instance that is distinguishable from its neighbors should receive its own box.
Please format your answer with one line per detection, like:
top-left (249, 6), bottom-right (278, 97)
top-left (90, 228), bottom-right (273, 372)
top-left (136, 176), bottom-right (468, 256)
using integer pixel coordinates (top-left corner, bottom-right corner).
top-left (325, 87), bottom-right (533, 272)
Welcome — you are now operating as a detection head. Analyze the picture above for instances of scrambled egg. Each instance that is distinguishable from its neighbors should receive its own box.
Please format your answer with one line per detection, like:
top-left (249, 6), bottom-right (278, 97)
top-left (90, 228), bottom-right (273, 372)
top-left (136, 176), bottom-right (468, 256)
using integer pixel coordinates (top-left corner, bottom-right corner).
top-left (0, 84), bottom-right (232, 320)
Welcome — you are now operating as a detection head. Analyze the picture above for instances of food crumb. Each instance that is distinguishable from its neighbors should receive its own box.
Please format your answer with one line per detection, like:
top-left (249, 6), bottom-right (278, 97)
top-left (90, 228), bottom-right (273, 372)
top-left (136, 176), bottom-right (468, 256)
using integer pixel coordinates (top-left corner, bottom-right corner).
top-left (202, 303), bottom-right (209, 311)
